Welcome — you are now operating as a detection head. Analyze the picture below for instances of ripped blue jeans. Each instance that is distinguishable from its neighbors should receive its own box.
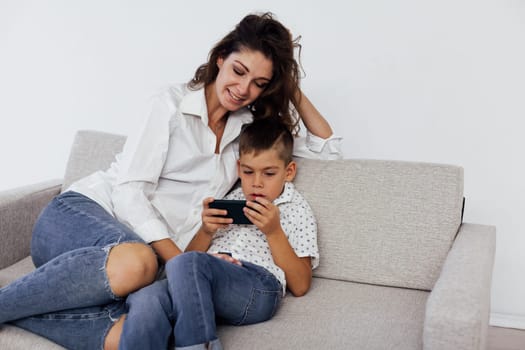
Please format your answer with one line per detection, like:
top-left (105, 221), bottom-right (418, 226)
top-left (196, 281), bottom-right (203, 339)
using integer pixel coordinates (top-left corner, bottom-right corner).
top-left (0, 191), bottom-right (146, 350)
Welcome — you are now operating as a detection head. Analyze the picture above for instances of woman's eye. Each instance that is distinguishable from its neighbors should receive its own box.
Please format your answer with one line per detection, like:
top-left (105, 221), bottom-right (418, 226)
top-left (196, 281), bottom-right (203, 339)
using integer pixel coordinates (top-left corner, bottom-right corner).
top-left (255, 82), bottom-right (268, 89)
top-left (233, 68), bottom-right (244, 76)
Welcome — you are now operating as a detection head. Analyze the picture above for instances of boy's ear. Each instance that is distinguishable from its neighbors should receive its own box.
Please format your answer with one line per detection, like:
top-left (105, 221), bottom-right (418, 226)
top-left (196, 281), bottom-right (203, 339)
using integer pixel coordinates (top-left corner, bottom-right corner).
top-left (285, 161), bottom-right (297, 182)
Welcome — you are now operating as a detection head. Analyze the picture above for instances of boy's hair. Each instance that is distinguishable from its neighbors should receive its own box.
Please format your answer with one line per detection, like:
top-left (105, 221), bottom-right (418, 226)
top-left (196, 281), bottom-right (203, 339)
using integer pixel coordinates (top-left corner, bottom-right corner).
top-left (239, 118), bottom-right (294, 164)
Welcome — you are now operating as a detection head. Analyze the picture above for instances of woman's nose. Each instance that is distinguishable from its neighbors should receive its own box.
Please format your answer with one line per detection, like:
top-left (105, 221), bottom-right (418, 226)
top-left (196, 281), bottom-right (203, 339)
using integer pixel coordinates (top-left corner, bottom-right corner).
top-left (238, 78), bottom-right (250, 96)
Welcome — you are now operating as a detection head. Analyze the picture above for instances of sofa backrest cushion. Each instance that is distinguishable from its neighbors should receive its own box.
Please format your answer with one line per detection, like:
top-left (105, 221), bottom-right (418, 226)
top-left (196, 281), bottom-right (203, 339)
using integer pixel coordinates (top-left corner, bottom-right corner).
top-left (63, 130), bottom-right (463, 291)
top-left (62, 130), bottom-right (126, 192)
top-left (293, 158), bottom-right (463, 290)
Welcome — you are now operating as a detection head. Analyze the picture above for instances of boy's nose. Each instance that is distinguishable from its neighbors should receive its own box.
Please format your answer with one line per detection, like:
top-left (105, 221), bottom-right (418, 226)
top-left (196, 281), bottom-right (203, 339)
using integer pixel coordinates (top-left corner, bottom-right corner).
top-left (253, 174), bottom-right (263, 187)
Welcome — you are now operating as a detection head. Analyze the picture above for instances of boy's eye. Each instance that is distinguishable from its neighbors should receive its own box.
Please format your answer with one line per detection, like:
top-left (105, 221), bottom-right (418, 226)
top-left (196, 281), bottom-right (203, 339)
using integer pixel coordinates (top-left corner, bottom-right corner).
top-left (264, 172), bottom-right (276, 176)
top-left (242, 170), bottom-right (253, 175)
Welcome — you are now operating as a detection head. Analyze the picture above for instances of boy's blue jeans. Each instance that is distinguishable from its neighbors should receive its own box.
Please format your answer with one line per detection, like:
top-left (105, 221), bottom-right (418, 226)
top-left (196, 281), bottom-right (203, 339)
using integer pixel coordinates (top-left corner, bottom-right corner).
top-left (127, 252), bottom-right (283, 350)
top-left (171, 252), bottom-right (283, 348)
top-left (0, 191), bottom-right (161, 350)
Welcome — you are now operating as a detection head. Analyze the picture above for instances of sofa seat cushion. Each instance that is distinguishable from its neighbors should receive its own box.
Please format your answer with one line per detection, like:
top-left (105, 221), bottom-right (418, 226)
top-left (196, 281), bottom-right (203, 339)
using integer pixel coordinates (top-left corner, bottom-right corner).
top-left (1, 259), bottom-right (429, 350)
top-left (217, 277), bottom-right (429, 350)
top-left (0, 325), bottom-right (64, 350)
top-left (0, 256), bottom-right (34, 287)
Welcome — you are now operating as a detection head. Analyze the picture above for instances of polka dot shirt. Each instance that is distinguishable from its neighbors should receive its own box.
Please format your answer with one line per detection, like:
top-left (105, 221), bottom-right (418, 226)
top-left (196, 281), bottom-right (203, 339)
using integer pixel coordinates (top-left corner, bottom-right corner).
top-left (207, 182), bottom-right (319, 294)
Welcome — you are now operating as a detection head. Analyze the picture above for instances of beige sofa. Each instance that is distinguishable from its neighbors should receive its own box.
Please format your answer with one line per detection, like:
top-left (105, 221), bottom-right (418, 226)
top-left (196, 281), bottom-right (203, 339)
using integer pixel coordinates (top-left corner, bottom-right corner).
top-left (0, 130), bottom-right (496, 350)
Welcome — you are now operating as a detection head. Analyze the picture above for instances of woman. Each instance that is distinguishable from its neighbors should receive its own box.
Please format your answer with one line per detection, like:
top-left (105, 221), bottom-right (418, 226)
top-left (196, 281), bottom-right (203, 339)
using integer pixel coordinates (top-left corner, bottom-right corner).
top-left (0, 12), bottom-right (341, 350)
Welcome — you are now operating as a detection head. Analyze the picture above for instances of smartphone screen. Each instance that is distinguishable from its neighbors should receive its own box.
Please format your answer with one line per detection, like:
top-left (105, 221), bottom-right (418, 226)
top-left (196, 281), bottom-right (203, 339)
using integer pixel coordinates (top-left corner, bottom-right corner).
top-left (209, 200), bottom-right (252, 225)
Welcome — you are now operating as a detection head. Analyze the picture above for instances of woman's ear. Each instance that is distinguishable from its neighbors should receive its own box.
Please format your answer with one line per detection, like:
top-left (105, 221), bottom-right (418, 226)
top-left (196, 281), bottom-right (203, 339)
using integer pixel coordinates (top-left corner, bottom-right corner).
top-left (217, 56), bottom-right (224, 69)
top-left (285, 161), bottom-right (297, 182)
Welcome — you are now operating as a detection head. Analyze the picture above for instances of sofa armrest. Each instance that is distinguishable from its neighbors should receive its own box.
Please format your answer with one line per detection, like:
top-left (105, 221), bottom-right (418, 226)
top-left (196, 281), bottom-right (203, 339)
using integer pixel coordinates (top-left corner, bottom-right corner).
top-left (423, 223), bottom-right (496, 350)
top-left (0, 180), bottom-right (62, 269)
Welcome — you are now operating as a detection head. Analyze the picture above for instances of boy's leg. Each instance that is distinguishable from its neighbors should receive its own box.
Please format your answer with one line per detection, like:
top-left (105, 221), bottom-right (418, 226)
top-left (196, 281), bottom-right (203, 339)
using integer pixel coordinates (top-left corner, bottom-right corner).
top-left (165, 252), bottom-right (282, 349)
top-left (117, 279), bottom-right (174, 350)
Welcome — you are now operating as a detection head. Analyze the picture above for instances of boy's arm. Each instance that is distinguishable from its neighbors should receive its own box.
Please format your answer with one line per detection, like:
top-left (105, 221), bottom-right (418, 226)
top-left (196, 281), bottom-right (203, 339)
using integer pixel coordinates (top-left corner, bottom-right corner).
top-left (265, 229), bottom-right (313, 297)
top-left (185, 197), bottom-right (233, 252)
top-left (185, 227), bottom-right (213, 252)
top-left (244, 198), bottom-right (313, 297)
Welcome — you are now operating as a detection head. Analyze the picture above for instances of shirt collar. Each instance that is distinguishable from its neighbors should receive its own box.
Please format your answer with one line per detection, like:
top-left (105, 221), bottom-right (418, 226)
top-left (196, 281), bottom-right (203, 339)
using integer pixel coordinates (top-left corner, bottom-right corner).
top-left (179, 87), bottom-right (209, 123)
top-left (179, 86), bottom-right (253, 149)
top-left (274, 182), bottom-right (295, 206)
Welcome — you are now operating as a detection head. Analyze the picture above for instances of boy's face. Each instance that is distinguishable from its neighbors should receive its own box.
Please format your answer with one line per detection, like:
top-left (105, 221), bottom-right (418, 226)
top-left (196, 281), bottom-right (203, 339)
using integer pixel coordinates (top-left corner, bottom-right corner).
top-left (237, 148), bottom-right (296, 202)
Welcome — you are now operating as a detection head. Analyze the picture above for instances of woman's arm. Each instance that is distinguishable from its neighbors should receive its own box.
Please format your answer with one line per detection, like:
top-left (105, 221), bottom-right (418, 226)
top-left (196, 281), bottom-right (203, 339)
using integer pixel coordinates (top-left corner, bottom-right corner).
top-left (294, 89), bottom-right (333, 139)
top-left (151, 239), bottom-right (182, 263)
top-left (292, 89), bottom-right (343, 160)
top-left (112, 94), bottom-right (175, 246)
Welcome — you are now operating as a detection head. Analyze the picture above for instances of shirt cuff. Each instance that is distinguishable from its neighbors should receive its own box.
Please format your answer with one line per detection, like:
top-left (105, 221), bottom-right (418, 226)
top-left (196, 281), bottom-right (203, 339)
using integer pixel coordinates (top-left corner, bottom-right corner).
top-left (134, 219), bottom-right (171, 243)
top-left (306, 131), bottom-right (343, 155)
top-left (293, 131), bottom-right (343, 160)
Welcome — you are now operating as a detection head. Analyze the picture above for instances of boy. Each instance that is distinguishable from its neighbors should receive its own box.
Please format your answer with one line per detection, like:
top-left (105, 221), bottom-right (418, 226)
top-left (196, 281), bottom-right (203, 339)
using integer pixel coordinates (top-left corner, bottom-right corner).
top-left (121, 118), bottom-right (319, 350)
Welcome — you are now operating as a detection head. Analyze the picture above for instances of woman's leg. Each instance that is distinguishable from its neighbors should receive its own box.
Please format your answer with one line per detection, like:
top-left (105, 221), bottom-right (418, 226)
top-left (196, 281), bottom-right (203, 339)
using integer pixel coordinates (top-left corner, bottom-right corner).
top-left (0, 191), bottom-right (157, 325)
top-left (11, 301), bottom-right (127, 350)
top-left (165, 252), bottom-right (282, 350)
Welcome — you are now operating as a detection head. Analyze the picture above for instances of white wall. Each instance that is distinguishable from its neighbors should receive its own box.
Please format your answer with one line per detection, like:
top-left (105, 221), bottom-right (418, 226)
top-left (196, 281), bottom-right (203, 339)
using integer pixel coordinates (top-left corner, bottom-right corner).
top-left (1, 0), bottom-right (524, 328)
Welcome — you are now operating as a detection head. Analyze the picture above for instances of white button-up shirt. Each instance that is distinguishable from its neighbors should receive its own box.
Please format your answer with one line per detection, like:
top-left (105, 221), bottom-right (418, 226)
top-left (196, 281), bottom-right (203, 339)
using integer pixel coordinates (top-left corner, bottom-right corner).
top-left (68, 84), bottom-right (342, 250)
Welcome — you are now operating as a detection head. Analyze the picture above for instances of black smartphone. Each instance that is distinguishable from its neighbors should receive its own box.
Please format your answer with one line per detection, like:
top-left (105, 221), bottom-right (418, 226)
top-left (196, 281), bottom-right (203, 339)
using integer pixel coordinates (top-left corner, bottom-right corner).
top-left (209, 199), bottom-right (252, 225)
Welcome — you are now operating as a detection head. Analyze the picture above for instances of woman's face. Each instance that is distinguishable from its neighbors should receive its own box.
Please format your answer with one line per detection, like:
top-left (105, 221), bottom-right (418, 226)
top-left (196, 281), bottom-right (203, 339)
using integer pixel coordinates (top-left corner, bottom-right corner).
top-left (215, 49), bottom-right (273, 111)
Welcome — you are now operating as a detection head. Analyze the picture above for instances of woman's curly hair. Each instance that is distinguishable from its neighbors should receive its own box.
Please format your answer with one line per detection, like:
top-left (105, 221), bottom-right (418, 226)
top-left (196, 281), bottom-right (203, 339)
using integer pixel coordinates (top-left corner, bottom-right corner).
top-left (189, 12), bottom-right (302, 135)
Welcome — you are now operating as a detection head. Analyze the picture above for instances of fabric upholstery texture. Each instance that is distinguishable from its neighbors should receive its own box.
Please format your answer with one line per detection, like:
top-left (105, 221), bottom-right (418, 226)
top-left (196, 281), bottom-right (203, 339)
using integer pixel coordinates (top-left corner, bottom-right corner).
top-left (0, 130), bottom-right (496, 350)
top-left (0, 180), bottom-right (61, 269)
top-left (61, 130), bottom-right (126, 191)
top-left (0, 256), bottom-right (34, 287)
top-left (423, 223), bottom-right (496, 350)
top-left (218, 278), bottom-right (429, 350)
top-left (0, 325), bottom-right (64, 350)
top-left (293, 158), bottom-right (464, 290)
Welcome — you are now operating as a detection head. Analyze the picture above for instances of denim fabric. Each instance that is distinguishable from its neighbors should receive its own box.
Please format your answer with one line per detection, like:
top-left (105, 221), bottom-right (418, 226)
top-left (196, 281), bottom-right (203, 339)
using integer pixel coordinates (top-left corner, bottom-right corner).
top-left (11, 302), bottom-right (127, 350)
top-left (0, 191), bottom-right (147, 349)
top-left (166, 252), bottom-right (282, 349)
top-left (119, 279), bottom-right (174, 350)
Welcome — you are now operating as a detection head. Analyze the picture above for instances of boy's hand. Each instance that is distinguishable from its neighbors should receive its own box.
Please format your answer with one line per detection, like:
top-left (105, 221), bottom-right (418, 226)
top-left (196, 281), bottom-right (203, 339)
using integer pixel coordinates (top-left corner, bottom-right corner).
top-left (201, 197), bottom-right (233, 235)
top-left (210, 253), bottom-right (242, 266)
top-left (244, 198), bottom-right (282, 236)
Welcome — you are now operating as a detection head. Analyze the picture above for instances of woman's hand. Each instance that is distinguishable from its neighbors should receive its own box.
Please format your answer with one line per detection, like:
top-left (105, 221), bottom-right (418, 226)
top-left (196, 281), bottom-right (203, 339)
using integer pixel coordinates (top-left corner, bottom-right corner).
top-left (244, 197), bottom-right (282, 236)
